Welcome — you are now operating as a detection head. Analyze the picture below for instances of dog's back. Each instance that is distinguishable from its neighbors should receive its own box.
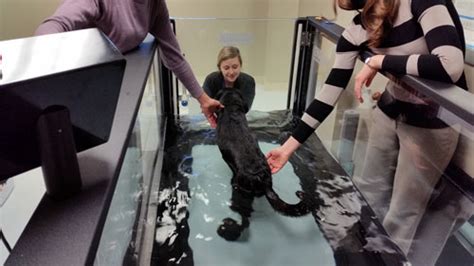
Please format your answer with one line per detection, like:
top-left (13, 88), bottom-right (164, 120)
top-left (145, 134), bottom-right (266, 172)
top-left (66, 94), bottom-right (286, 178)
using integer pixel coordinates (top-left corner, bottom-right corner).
top-left (215, 88), bottom-right (310, 217)
top-left (216, 89), bottom-right (267, 196)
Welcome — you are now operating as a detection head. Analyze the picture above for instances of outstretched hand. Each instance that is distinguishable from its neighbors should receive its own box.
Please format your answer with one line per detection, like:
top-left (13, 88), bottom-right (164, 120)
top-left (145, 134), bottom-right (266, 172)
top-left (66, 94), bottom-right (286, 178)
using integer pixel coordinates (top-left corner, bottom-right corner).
top-left (266, 136), bottom-right (301, 174)
top-left (266, 147), bottom-right (291, 174)
top-left (198, 92), bottom-right (224, 128)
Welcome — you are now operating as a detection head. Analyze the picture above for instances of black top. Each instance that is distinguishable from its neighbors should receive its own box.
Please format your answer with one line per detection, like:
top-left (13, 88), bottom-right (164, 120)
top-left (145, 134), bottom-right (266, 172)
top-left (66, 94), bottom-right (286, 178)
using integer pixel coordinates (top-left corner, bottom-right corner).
top-left (203, 71), bottom-right (256, 113)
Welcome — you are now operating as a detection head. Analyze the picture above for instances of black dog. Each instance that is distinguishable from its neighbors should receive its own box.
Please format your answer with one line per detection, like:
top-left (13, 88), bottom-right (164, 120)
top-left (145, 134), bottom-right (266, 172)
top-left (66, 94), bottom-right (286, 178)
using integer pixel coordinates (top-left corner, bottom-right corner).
top-left (215, 88), bottom-right (310, 241)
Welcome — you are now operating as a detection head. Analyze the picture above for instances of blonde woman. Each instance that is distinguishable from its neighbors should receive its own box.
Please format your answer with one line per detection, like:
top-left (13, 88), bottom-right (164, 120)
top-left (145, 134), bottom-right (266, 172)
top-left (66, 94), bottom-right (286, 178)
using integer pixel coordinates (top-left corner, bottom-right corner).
top-left (203, 46), bottom-right (256, 112)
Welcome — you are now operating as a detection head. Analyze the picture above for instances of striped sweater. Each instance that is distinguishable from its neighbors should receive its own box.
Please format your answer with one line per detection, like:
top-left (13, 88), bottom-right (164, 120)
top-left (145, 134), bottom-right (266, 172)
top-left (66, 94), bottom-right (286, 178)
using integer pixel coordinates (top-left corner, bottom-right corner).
top-left (292, 0), bottom-right (468, 144)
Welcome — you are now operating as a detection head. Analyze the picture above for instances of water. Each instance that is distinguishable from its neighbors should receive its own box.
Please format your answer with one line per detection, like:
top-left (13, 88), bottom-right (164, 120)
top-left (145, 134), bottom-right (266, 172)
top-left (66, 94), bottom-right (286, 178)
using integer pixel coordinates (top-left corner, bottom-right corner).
top-left (187, 143), bottom-right (334, 266)
top-left (152, 110), bottom-right (408, 266)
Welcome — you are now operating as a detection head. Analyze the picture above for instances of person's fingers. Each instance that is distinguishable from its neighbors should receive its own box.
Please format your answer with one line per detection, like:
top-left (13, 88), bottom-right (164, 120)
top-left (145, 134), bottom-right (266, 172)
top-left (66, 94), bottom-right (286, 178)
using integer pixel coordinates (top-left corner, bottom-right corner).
top-left (372, 91), bottom-right (381, 101)
top-left (266, 152), bottom-right (279, 172)
top-left (366, 76), bottom-right (373, 87)
top-left (209, 99), bottom-right (224, 109)
top-left (206, 114), bottom-right (217, 128)
top-left (265, 151), bottom-right (273, 159)
top-left (270, 166), bottom-right (280, 174)
top-left (366, 70), bottom-right (376, 87)
top-left (354, 83), bottom-right (363, 103)
top-left (354, 75), bottom-right (363, 103)
top-left (268, 164), bottom-right (275, 173)
top-left (210, 118), bottom-right (217, 128)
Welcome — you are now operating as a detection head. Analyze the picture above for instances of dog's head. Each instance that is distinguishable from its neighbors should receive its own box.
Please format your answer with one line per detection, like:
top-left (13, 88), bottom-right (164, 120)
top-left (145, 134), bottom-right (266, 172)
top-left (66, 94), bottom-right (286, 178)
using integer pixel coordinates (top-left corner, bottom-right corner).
top-left (215, 88), bottom-right (247, 113)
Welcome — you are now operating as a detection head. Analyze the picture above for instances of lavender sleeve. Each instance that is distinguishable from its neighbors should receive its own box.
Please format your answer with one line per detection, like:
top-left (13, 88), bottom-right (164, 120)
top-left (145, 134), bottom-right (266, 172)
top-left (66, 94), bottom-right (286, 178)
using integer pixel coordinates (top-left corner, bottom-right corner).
top-left (35, 0), bottom-right (99, 35)
top-left (150, 0), bottom-right (203, 99)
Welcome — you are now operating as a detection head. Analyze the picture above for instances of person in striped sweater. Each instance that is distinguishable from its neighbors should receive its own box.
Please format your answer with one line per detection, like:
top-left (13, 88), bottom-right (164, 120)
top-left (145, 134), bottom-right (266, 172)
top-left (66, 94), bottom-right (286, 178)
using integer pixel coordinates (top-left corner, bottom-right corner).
top-left (266, 0), bottom-right (469, 263)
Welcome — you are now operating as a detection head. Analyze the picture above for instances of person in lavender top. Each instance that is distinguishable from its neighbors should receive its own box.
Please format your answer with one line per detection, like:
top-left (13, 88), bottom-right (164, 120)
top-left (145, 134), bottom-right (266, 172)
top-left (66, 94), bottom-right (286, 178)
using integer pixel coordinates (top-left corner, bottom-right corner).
top-left (35, 0), bottom-right (223, 127)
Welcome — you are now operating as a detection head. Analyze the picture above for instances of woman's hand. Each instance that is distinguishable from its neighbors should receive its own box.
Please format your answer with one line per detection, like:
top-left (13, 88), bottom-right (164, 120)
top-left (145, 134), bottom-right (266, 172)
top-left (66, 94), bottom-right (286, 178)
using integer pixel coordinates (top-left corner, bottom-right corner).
top-left (197, 92), bottom-right (224, 128)
top-left (354, 55), bottom-right (384, 103)
top-left (266, 137), bottom-right (301, 174)
top-left (266, 147), bottom-right (291, 174)
top-left (354, 64), bottom-right (377, 103)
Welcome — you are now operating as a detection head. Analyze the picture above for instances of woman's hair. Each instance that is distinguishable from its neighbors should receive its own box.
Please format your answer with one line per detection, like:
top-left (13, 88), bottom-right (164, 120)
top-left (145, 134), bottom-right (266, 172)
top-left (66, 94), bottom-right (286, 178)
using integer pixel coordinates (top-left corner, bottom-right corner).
top-left (217, 46), bottom-right (242, 69)
top-left (334, 0), bottom-right (400, 48)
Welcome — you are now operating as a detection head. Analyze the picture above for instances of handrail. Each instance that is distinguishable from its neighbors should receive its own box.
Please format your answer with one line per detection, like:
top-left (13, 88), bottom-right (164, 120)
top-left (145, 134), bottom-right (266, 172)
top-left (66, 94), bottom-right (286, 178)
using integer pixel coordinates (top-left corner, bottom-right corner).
top-left (308, 16), bottom-right (474, 128)
top-left (287, 18), bottom-right (307, 109)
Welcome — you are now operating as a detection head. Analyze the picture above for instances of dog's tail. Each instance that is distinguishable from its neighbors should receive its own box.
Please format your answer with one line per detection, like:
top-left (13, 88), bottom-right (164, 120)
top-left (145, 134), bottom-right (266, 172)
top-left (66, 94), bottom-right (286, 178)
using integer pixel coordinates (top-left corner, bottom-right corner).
top-left (265, 188), bottom-right (311, 217)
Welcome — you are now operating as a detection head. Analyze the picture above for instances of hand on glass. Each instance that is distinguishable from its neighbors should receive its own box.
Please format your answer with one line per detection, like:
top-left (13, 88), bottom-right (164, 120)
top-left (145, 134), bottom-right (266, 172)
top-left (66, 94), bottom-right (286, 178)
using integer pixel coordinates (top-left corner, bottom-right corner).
top-left (198, 92), bottom-right (224, 128)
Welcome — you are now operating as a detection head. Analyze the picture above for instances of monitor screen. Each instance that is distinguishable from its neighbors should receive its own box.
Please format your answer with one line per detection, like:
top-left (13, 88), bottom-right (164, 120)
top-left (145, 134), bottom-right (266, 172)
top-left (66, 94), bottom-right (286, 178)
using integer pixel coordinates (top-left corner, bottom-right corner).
top-left (0, 28), bottom-right (126, 180)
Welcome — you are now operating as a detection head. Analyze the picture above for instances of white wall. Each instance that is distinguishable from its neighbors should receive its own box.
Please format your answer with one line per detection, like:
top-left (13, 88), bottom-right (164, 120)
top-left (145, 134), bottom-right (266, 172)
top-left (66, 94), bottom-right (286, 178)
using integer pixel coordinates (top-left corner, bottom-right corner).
top-left (167, 0), bottom-right (302, 91)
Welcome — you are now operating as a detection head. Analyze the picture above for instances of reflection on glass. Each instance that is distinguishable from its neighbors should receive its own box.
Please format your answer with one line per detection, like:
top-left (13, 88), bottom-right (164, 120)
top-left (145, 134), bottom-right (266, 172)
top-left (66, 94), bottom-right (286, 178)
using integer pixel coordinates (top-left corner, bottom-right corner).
top-left (94, 55), bottom-right (162, 265)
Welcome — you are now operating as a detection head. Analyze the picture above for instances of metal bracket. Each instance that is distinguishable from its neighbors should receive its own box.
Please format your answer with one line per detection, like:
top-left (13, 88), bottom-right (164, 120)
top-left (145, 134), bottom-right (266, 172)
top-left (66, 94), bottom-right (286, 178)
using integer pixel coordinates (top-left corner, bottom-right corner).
top-left (300, 31), bottom-right (312, 47)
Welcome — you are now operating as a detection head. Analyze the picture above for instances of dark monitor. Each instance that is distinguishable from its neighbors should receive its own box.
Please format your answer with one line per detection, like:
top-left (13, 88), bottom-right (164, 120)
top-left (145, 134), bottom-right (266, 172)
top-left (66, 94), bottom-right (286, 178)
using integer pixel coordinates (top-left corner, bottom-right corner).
top-left (0, 28), bottom-right (126, 183)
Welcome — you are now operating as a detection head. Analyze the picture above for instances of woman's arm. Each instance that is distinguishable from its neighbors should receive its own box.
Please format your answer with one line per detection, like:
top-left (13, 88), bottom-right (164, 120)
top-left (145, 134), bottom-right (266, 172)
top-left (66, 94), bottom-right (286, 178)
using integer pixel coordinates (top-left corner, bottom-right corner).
top-left (35, 0), bottom-right (99, 35)
top-left (149, 0), bottom-right (203, 99)
top-left (266, 21), bottom-right (362, 173)
top-left (292, 27), bottom-right (360, 144)
top-left (381, 0), bottom-right (465, 84)
top-left (150, 1), bottom-right (223, 127)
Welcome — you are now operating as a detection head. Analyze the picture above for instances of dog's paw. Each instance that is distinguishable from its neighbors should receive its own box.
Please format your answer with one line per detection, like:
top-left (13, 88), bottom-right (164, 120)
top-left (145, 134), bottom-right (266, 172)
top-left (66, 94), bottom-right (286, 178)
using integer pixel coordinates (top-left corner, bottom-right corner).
top-left (179, 156), bottom-right (194, 174)
top-left (296, 190), bottom-right (305, 200)
top-left (217, 218), bottom-right (242, 241)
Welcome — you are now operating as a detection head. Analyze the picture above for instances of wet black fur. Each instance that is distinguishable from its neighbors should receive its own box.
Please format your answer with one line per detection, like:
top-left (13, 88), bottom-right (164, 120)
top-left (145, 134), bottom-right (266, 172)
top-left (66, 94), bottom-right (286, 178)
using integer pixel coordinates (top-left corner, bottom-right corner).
top-left (215, 88), bottom-right (310, 241)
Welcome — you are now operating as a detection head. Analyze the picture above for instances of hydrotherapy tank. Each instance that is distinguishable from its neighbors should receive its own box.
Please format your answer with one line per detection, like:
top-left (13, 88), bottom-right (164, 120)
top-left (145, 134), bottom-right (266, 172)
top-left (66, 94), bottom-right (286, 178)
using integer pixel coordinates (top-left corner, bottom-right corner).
top-left (3, 16), bottom-right (472, 266)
